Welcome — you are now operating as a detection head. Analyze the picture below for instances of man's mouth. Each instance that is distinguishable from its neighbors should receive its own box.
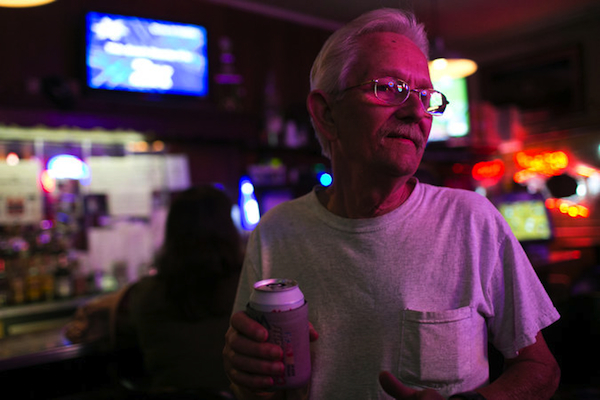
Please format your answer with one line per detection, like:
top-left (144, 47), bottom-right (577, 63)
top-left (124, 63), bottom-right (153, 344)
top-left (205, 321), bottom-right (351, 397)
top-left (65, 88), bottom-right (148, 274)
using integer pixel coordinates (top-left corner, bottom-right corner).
top-left (386, 132), bottom-right (415, 143)
top-left (386, 132), bottom-right (407, 138)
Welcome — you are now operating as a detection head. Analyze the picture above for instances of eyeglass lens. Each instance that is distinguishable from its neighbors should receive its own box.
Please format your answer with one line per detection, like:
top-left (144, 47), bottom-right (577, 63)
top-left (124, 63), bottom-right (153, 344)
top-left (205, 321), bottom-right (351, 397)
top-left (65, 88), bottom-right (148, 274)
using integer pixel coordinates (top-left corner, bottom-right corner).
top-left (373, 79), bottom-right (445, 115)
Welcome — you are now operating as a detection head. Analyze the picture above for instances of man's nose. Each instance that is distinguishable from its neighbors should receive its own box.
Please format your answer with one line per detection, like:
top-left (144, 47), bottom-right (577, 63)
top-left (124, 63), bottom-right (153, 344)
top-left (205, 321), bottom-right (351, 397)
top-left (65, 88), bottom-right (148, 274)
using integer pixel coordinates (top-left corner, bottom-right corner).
top-left (394, 91), bottom-right (429, 120)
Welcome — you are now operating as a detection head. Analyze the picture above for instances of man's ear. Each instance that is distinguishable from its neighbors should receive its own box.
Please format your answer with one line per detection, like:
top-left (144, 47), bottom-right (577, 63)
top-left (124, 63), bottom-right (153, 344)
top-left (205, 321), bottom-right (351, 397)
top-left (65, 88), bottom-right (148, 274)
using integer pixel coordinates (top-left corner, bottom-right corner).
top-left (307, 90), bottom-right (337, 140)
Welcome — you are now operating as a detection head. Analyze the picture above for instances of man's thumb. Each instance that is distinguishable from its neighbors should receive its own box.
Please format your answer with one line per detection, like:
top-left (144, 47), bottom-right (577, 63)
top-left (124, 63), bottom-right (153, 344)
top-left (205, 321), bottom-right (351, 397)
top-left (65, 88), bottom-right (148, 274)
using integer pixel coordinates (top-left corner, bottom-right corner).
top-left (379, 371), bottom-right (416, 398)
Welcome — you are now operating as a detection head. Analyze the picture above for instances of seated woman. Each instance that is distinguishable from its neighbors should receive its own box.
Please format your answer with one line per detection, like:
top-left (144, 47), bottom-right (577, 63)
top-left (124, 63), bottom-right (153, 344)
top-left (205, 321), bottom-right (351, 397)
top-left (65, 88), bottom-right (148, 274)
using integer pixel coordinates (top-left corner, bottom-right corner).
top-left (65, 185), bottom-right (243, 398)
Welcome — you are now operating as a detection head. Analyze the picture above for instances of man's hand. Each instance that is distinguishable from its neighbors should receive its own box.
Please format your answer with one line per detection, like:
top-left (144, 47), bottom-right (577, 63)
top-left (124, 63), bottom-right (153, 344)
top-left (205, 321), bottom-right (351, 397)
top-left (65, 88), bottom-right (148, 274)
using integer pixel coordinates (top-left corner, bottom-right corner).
top-left (223, 311), bottom-right (319, 400)
top-left (379, 371), bottom-right (445, 400)
top-left (223, 311), bottom-right (285, 391)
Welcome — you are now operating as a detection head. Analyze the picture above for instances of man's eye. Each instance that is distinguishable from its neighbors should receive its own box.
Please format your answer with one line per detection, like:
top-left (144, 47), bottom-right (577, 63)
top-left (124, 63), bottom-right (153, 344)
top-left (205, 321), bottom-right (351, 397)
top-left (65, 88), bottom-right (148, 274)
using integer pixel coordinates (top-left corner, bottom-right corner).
top-left (377, 83), bottom-right (395, 92)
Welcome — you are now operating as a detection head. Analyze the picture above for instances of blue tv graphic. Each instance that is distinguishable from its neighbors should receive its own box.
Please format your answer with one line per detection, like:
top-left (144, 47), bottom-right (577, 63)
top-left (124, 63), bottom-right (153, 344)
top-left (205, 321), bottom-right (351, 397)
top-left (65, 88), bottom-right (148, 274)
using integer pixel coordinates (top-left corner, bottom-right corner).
top-left (86, 12), bottom-right (208, 96)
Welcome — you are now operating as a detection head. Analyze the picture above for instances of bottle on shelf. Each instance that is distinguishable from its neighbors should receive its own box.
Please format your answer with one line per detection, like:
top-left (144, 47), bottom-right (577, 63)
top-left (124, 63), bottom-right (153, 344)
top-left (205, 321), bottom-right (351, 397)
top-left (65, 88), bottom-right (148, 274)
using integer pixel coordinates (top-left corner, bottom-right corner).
top-left (9, 260), bottom-right (25, 306)
top-left (39, 253), bottom-right (55, 301)
top-left (0, 258), bottom-right (9, 307)
top-left (25, 254), bottom-right (42, 303)
top-left (53, 252), bottom-right (73, 300)
top-left (8, 233), bottom-right (28, 306)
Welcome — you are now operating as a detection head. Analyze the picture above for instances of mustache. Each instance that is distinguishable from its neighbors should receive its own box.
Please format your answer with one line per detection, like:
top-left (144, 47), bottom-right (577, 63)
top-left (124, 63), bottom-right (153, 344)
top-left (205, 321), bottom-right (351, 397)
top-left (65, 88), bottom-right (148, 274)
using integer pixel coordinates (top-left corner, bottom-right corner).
top-left (378, 124), bottom-right (424, 147)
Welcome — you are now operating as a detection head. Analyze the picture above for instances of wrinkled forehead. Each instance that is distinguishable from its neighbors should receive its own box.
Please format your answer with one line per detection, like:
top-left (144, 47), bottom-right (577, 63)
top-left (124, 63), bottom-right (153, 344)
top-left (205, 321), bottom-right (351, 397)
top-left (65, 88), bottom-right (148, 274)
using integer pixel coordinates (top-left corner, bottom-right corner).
top-left (351, 32), bottom-right (430, 84)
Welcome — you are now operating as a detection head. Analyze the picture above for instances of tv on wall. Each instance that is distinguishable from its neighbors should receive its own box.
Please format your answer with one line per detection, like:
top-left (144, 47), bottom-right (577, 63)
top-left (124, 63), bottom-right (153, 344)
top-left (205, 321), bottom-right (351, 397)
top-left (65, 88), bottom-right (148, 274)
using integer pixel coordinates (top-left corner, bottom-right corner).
top-left (84, 11), bottom-right (208, 97)
top-left (494, 192), bottom-right (553, 243)
top-left (428, 76), bottom-right (470, 143)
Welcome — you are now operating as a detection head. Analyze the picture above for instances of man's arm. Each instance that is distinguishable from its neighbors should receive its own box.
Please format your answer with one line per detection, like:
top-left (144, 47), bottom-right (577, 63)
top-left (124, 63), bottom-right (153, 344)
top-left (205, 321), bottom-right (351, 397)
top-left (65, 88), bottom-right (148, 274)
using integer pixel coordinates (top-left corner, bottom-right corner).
top-left (477, 331), bottom-right (560, 400)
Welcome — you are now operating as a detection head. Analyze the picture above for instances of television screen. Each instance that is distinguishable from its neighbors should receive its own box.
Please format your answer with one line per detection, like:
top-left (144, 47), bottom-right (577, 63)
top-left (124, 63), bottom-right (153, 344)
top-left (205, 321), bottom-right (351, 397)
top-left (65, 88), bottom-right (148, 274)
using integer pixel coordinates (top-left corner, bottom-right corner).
top-left (429, 76), bottom-right (469, 142)
top-left (495, 193), bottom-right (553, 242)
top-left (85, 11), bottom-right (208, 97)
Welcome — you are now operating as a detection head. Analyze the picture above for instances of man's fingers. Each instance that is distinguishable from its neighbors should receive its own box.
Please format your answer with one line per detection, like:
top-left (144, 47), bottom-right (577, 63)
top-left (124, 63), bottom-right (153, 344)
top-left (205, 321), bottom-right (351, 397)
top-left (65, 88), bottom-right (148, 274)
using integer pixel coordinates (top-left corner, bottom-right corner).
top-left (379, 371), bottom-right (415, 398)
top-left (228, 352), bottom-right (284, 376)
top-left (227, 368), bottom-right (275, 389)
top-left (226, 326), bottom-right (283, 360)
top-left (231, 311), bottom-right (269, 342)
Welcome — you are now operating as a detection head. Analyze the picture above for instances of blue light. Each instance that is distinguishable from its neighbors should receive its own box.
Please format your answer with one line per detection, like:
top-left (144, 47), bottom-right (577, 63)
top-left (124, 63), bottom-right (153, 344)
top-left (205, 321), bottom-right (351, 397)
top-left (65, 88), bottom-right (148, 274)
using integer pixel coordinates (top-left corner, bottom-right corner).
top-left (319, 172), bottom-right (333, 187)
top-left (241, 181), bottom-right (255, 195)
top-left (238, 176), bottom-right (260, 230)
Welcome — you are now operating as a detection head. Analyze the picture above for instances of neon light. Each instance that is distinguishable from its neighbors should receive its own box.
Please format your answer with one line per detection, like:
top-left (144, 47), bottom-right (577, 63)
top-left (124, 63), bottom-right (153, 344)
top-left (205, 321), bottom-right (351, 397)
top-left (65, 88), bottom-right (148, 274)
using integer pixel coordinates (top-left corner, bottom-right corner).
top-left (514, 151), bottom-right (568, 176)
top-left (47, 155), bottom-right (90, 180)
top-left (575, 165), bottom-right (598, 178)
top-left (472, 159), bottom-right (504, 181)
top-left (241, 181), bottom-right (255, 195)
top-left (514, 169), bottom-right (536, 184)
top-left (243, 199), bottom-right (261, 225)
top-left (545, 198), bottom-right (557, 209)
top-left (40, 170), bottom-right (56, 193)
top-left (239, 176), bottom-right (260, 230)
top-left (319, 172), bottom-right (333, 187)
top-left (545, 197), bottom-right (589, 218)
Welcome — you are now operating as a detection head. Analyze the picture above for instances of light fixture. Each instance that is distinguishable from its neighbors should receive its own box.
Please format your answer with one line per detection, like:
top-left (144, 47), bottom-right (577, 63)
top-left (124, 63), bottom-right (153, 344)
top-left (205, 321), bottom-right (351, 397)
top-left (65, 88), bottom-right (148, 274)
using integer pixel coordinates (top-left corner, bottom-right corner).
top-left (0, 0), bottom-right (55, 7)
top-left (428, 37), bottom-right (477, 81)
top-left (427, 0), bottom-right (478, 81)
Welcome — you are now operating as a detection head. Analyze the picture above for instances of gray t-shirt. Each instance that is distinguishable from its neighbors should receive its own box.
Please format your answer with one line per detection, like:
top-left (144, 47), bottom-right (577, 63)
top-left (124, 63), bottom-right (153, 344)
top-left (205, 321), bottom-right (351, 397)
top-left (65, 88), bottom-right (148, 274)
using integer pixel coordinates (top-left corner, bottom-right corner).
top-left (234, 179), bottom-right (559, 399)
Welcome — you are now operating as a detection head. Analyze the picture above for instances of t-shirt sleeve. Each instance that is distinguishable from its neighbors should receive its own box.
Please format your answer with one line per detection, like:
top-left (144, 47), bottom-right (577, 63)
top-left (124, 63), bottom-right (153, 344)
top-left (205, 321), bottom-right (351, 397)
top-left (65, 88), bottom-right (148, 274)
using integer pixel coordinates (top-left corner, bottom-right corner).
top-left (486, 226), bottom-right (560, 359)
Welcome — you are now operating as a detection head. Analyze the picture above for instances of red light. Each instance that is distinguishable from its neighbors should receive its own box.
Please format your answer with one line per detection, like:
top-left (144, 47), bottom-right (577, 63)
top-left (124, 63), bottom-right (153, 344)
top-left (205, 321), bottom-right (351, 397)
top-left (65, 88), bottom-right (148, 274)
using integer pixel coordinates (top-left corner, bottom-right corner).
top-left (545, 198), bottom-right (589, 218)
top-left (514, 150), bottom-right (568, 176)
top-left (472, 159), bottom-right (505, 181)
top-left (40, 170), bottom-right (56, 193)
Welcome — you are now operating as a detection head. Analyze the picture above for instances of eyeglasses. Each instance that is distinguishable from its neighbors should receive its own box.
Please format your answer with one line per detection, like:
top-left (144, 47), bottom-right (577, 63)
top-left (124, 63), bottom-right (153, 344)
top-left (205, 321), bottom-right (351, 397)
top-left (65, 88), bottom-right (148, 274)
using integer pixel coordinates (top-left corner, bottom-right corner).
top-left (342, 77), bottom-right (449, 116)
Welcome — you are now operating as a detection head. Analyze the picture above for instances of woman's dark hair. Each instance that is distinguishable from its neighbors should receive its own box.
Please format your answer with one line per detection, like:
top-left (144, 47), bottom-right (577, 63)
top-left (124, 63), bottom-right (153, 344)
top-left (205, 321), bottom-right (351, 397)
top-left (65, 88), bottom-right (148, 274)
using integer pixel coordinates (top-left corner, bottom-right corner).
top-left (155, 185), bottom-right (242, 320)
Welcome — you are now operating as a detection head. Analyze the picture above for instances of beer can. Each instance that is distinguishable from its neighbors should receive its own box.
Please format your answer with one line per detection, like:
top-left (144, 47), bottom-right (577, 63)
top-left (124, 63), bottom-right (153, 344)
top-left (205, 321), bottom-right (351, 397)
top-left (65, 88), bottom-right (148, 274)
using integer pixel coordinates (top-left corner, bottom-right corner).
top-left (246, 278), bottom-right (311, 389)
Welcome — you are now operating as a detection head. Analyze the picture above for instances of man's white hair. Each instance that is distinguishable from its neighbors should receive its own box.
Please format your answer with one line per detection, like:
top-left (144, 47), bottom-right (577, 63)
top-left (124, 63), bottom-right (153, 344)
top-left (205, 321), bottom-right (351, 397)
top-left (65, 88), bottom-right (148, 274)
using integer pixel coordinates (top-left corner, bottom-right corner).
top-left (309, 8), bottom-right (429, 159)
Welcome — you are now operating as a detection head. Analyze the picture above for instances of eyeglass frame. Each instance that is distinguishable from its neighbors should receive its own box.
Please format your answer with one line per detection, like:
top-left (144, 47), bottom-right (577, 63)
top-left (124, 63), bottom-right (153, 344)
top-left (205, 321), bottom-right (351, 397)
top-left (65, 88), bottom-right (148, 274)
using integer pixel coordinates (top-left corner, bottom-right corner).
top-left (340, 77), bottom-right (449, 116)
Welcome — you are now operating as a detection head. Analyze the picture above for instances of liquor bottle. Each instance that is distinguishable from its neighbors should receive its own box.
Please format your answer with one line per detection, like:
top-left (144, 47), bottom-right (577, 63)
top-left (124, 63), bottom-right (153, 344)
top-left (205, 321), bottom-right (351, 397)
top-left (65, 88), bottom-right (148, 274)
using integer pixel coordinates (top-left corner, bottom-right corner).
top-left (70, 255), bottom-right (87, 297)
top-left (53, 252), bottom-right (73, 299)
top-left (0, 259), bottom-right (9, 307)
top-left (39, 253), bottom-right (55, 301)
top-left (25, 255), bottom-right (42, 303)
top-left (9, 238), bottom-right (28, 306)
top-left (10, 263), bottom-right (25, 306)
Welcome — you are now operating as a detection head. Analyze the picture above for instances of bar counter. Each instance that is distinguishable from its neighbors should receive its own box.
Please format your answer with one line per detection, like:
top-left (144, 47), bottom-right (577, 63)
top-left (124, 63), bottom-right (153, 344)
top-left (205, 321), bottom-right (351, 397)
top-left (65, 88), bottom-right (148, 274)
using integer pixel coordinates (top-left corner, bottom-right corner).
top-left (0, 297), bottom-right (119, 399)
top-left (0, 326), bottom-right (99, 371)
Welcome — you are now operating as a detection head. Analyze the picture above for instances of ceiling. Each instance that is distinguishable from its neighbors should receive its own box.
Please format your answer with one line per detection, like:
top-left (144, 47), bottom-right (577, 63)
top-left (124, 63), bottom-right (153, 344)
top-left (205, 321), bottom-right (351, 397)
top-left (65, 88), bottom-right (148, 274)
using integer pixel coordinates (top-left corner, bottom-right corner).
top-left (208, 0), bottom-right (600, 53)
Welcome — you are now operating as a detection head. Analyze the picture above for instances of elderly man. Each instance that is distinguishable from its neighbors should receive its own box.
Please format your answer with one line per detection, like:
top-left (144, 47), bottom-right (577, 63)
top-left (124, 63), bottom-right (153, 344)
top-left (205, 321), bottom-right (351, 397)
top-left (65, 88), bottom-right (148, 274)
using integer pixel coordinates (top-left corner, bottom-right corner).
top-left (223, 8), bottom-right (560, 400)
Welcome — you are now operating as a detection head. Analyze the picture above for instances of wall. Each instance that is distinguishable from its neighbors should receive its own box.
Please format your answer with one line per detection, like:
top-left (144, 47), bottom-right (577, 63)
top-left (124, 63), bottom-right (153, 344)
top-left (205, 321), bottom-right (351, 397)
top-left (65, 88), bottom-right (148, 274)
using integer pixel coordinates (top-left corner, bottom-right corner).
top-left (0, 0), bottom-right (332, 188)
top-left (465, 9), bottom-right (600, 137)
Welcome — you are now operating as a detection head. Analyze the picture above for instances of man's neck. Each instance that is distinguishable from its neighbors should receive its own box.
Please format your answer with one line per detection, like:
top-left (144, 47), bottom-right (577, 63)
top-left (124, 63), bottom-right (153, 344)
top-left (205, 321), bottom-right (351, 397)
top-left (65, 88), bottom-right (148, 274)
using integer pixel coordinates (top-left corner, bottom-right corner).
top-left (317, 176), bottom-right (415, 219)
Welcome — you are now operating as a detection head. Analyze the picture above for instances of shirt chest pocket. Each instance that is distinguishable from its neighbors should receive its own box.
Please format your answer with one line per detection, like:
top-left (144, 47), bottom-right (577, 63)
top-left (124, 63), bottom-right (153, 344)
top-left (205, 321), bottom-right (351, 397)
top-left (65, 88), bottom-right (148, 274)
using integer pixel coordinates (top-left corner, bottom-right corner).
top-left (398, 306), bottom-right (478, 390)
